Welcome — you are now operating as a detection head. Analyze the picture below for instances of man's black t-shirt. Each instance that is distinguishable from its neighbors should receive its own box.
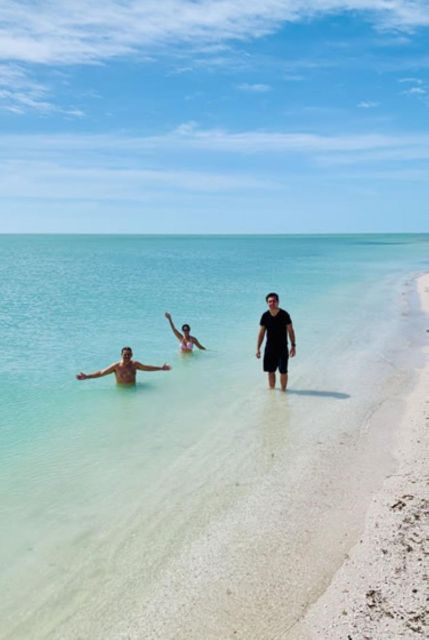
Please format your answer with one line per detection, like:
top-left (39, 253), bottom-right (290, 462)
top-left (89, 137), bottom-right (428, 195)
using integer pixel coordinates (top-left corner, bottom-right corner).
top-left (260, 309), bottom-right (292, 351)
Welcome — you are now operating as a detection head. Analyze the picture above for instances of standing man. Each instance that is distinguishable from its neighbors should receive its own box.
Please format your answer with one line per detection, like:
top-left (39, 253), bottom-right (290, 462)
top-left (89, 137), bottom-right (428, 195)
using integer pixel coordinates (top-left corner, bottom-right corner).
top-left (256, 292), bottom-right (296, 391)
top-left (76, 346), bottom-right (171, 385)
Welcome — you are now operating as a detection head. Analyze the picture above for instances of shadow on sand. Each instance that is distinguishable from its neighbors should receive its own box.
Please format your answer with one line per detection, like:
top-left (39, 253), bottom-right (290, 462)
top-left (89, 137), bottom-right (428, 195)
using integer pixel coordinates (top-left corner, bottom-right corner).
top-left (287, 389), bottom-right (350, 399)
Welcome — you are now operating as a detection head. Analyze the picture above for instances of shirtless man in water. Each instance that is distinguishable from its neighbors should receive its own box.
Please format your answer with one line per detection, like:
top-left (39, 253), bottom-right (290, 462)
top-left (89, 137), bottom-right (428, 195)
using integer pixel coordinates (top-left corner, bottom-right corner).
top-left (76, 347), bottom-right (171, 385)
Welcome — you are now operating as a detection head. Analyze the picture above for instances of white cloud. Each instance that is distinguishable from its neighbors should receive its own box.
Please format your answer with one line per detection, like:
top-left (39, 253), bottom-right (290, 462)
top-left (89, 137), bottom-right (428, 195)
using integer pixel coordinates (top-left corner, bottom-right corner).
top-left (237, 82), bottom-right (271, 92)
top-left (2, 126), bottom-right (429, 203)
top-left (0, 63), bottom-right (85, 115)
top-left (398, 77), bottom-right (423, 83)
top-left (403, 86), bottom-right (426, 94)
top-left (283, 74), bottom-right (304, 81)
top-left (2, 125), bottom-right (429, 160)
top-left (397, 76), bottom-right (428, 100)
top-left (0, 64), bottom-right (55, 112)
top-left (0, 64), bottom-right (45, 92)
top-left (0, 160), bottom-right (279, 199)
top-left (64, 108), bottom-right (85, 117)
top-left (357, 100), bottom-right (379, 109)
top-left (1, 2), bottom-right (429, 67)
top-left (0, 89), bottom-right (53, 113)
top-left (168, 125), bottom-right (429, 156)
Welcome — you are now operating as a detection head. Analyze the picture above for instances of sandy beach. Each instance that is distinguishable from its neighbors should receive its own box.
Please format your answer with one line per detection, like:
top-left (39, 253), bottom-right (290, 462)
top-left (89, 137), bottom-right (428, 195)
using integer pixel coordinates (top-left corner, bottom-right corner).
top-left (289, 274), bottom-right (429, 639)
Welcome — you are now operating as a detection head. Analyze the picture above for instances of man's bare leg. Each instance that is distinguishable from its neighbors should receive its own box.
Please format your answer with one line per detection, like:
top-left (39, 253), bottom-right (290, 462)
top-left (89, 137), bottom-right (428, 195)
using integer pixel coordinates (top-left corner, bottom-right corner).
top-left (268, 372), bottom-right (276, 389)
top-left (280, 373), bottom-right (288, 391)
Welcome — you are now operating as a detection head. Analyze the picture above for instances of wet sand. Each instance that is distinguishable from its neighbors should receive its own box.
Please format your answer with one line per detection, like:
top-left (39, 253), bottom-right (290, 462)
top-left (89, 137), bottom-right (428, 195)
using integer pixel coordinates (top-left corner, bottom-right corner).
top-left (289, 274), bottom-right (429, 639)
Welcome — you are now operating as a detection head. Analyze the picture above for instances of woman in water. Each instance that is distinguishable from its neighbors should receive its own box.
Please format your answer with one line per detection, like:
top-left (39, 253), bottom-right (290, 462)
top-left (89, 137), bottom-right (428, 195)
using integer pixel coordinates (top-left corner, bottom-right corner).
top-left (165, 312), bottom-right (206, 352)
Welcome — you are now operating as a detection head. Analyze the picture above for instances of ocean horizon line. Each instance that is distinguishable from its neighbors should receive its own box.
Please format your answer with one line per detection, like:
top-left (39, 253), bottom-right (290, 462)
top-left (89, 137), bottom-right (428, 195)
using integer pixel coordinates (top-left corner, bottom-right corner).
top-left (1, 231), bottom-right (429, 237)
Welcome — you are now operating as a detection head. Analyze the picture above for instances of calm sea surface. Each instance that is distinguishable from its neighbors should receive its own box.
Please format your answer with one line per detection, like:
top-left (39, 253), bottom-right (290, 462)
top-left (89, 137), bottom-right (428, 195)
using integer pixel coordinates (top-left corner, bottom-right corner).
top-left (1, 234), bottom-right (428, 639)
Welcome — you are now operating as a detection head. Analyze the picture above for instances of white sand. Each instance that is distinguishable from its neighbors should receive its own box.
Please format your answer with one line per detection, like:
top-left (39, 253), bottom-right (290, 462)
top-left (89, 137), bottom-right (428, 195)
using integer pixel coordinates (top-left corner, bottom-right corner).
top-left (288, 274), bottom-right (429, 640)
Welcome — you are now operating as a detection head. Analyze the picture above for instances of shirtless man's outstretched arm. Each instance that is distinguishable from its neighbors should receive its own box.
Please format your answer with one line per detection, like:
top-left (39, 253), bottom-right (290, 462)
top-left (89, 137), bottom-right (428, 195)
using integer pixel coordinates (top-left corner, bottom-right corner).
top-left (134, 362), bottom-right (171, 372)
top-left (76, 363), bottom-right (117, 380)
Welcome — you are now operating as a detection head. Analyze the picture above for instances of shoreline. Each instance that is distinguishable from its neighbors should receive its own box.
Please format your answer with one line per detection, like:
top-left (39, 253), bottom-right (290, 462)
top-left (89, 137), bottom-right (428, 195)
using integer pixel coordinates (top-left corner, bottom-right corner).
top-left (288, 273), bottom-right (429, 639)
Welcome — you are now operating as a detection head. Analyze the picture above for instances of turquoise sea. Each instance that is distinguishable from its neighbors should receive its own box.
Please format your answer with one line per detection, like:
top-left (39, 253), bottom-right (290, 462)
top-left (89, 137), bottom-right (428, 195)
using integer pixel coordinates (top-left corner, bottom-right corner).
top-left (1, 234), bottom-right (428, 639)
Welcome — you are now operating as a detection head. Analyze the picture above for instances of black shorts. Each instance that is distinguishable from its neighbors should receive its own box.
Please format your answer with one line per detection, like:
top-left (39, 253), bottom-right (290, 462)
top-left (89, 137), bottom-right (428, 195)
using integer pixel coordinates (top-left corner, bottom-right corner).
top-left (263, 349), bottom-right (289, 374)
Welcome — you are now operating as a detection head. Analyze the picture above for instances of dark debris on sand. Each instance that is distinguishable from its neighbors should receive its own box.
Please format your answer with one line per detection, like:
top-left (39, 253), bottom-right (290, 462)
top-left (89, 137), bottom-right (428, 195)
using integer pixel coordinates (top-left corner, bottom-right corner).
top-left (346, 493), bottom-right (428, 638)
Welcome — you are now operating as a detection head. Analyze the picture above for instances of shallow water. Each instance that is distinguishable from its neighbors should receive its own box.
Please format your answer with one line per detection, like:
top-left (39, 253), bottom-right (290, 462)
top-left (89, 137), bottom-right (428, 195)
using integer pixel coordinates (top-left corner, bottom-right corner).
top-left (0, 234), bottom-right (428, 638)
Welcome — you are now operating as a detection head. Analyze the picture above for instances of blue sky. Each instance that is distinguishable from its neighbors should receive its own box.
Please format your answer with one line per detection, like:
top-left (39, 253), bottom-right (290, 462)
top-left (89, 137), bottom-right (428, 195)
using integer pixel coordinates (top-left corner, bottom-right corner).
top-left (1, 1), bottom-right (429, 233)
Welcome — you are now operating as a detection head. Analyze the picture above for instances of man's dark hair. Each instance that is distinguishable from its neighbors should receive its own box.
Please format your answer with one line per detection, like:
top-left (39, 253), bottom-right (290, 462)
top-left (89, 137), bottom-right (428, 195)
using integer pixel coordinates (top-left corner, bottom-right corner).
top-left (182, 324), bottom-right (191, 332)
top-left (266, 292), bottom-right (279, 302)
top-left (121, 346), bottom-right (133, 354)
